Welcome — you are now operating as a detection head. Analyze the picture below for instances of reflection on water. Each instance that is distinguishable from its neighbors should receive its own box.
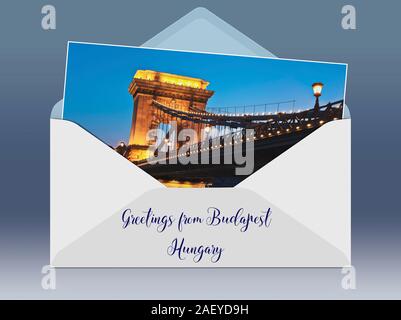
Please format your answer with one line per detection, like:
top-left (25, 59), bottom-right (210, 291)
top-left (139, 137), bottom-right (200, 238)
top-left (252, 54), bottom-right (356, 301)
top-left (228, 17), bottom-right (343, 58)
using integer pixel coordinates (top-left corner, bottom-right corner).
top-left (158, 179), bottom-right (209, 188)
top-left (158, 177), bottom-right (242, 188)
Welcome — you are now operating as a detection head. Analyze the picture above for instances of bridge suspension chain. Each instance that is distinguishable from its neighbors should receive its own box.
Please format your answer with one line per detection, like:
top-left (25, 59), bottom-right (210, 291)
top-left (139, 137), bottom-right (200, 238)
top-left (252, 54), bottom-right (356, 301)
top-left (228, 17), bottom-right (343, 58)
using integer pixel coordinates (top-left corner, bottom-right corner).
top-left (135, 99), bottom-right (344, 164)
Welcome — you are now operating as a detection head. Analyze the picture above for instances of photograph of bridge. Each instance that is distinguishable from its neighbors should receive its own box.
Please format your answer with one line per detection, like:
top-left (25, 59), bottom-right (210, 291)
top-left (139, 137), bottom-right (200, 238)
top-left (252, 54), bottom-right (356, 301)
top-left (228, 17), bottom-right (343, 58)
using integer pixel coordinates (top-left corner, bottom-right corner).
top-left (63, 43), bottom-right (347, 187)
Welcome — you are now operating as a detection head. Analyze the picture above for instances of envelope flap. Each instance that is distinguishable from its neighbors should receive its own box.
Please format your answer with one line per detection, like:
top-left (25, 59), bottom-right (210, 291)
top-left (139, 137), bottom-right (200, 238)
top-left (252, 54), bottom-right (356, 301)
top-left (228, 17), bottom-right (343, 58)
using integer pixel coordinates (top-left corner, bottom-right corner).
top-left (51, 119), bottom-right (164, 259)
top-left (143, 7), bottom-right (274, 57)
top-left (237, 119), bottom-right (351, 260)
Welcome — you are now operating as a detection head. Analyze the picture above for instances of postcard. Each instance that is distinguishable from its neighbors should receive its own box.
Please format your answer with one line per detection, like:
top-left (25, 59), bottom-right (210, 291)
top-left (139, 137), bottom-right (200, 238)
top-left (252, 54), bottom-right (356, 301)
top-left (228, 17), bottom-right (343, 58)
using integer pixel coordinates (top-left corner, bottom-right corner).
top-left (63, 42), bottom-right (347, 188)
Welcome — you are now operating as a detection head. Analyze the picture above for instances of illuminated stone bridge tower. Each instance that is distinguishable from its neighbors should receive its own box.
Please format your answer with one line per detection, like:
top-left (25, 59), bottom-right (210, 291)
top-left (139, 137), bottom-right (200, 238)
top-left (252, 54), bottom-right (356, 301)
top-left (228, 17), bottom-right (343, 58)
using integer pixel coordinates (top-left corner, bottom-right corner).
top-left (127, 70), bottom-right (214, 162)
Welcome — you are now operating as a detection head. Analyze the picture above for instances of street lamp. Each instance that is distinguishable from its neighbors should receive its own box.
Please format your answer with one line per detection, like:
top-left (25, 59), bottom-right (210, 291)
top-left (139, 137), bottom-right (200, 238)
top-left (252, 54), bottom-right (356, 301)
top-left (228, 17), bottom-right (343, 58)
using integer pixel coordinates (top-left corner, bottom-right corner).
top-left (115, 141), bottom-right (127, 156)
top-left (312, 82), bottom-right (324, 114)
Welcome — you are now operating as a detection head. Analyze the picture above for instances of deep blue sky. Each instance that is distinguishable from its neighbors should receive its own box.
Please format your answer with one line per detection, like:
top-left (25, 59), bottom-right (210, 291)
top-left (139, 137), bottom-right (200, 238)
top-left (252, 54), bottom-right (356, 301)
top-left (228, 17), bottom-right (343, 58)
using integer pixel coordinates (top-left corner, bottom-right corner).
top-left (64, 42), bottom-right (347, 146)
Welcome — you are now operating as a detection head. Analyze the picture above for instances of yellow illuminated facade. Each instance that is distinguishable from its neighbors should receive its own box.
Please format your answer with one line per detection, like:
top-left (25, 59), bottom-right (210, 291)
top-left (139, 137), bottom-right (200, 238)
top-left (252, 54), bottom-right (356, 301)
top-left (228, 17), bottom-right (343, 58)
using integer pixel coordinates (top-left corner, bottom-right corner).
top-left (134, 70), bottom-right (209, 90)
top-left (127, 70), bottom-right (214, 163)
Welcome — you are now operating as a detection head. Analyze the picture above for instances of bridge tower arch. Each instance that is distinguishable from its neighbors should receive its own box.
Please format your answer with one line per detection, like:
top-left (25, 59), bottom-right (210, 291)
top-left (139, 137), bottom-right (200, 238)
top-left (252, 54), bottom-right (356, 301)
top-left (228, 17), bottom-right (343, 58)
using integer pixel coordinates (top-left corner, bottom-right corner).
top-left (127, 70), bottom-right (214, 162)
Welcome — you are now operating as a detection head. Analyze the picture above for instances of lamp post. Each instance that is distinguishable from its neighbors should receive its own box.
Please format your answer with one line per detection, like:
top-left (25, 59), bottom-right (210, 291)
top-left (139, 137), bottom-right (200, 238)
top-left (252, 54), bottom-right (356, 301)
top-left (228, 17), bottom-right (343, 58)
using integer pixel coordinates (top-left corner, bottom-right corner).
top-left (115, 141), bottom-right (127, 156)
top-left (312, 82), bottom-right (324, 114)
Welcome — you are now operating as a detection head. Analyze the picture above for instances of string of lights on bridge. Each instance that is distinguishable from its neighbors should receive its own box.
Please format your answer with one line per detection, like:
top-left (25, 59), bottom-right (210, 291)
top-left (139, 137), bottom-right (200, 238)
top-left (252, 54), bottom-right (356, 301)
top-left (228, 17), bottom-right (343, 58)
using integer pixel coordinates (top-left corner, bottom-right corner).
top-left (153, 100), bottom-right (300, 118)
top-left (176, 107), bottom-right (300, 117)
top-left (143, 116), bottom-right (338, 165)
top-left (118, 82), bottom-right (344, 164)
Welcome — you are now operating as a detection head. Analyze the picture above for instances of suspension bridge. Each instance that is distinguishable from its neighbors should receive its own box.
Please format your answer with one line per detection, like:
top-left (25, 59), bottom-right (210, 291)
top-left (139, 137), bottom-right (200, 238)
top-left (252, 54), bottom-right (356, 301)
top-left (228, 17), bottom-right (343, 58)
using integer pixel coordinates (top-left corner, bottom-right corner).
top-left (118, 70), bottom-right (343, 186)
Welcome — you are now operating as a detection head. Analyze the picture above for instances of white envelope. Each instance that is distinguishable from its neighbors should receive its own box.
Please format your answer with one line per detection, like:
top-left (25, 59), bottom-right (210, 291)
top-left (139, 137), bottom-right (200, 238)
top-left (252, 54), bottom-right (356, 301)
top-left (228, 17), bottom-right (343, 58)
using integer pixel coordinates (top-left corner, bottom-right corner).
top-left (50, 8), bottom-right (351, 267)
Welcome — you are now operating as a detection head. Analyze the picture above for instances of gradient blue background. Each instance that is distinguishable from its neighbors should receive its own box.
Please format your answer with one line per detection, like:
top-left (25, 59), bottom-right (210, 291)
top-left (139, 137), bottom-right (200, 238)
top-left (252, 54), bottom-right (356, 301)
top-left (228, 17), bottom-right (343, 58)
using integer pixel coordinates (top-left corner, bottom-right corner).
top-left (64, 43), bottom-right (346, 146)
top-left (0, 0), bottom-right (400, 299)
